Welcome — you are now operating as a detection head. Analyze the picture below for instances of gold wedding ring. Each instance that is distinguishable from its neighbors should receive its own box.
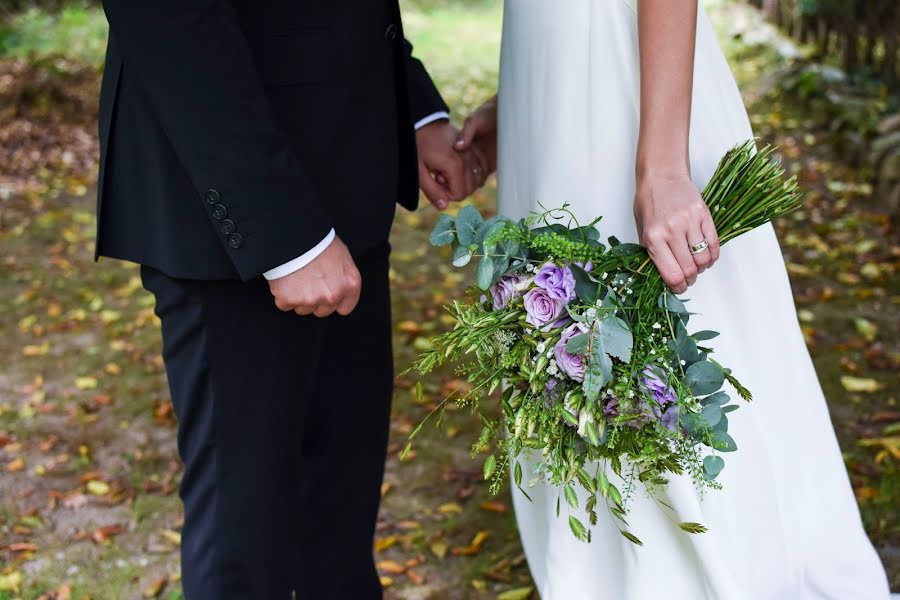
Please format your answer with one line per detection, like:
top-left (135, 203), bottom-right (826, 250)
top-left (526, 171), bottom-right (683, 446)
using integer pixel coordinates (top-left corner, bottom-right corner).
top-left (690, 239), bottom-right (709, 255)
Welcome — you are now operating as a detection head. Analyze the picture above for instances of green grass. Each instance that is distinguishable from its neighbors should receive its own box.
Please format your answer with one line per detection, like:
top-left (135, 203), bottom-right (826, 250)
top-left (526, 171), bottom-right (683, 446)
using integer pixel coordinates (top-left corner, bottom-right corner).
top-left (0, 4), bottom-right (108, 66)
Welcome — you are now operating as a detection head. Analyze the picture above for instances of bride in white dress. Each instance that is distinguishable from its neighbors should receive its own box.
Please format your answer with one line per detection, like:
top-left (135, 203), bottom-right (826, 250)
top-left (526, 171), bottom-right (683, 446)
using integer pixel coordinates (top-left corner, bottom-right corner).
top-left (454, 1), bottom-right (892, 598)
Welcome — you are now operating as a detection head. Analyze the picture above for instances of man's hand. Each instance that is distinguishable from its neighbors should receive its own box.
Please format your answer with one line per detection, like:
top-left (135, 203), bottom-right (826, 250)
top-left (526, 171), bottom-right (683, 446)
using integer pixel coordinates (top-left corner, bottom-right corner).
top-left (416, 119), bottom-right (488, 210)
top-left (267, 236), bottom-right (362, 317)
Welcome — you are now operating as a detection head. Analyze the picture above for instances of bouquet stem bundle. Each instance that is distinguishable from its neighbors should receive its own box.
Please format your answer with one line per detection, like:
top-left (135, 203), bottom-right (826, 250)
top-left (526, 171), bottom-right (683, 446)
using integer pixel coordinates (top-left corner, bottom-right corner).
top-left (408, 140), bottom-right (801, 545)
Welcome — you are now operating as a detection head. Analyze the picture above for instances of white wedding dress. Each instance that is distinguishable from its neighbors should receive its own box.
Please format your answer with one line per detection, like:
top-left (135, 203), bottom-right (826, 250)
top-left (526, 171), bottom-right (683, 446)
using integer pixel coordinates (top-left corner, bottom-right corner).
top-left (496, 1), bottom-right (892, 599)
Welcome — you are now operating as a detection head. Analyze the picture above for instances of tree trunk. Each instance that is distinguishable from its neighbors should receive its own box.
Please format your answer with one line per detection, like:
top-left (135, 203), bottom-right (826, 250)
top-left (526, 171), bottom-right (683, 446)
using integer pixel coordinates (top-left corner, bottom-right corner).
top-left (844, 21), bottom-right (859, 75)
top-left (762, 0), bottom-right (780, 24)
top-left (884, 16), bottom-right (898, 87)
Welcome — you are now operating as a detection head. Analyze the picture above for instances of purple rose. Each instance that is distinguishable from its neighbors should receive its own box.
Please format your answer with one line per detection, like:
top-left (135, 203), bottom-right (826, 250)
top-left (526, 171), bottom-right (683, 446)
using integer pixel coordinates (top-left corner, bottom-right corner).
top-left (553, 322), bottom-right (589, 382)
top-left (639, 365), bottom-right (677, 406)
top-left (490, 275), bottom-right (523, 310)
top-left (534, 262), bottom-right (576, 302)
top-left (523, 287), bottom-right (564, 327)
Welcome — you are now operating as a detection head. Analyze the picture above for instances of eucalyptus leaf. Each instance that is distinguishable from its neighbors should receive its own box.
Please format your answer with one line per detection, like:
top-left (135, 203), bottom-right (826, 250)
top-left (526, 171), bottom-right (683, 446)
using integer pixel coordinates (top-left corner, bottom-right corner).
top-left (684, 361), bottom-right (725, 395)
top-left (692, 330), bottom-right (720, 341)
top-left (533, 223), bottom-right (570, 236)
top-left (610, 242), bottom-right (645, 257)
top-left (452, 244), bottom-right (472, 267)
top-left (681, 411), bottom-right (705, 438)
top-left (700, 392), bottom-right (731, 406)
top-left (492, 255), bottom-right (511, 280)
top-left (703, 455), bottom-right (725, 479)
top-left (669, 333), bottom-right (700, 366)
top-left (475, 216), bottom-right (502, 248)
top-left (476, 255), bottom-right (495, 290)
top-left (701, 391), bottom-right (730, 406)
top-left (583, 330), bottom-right (613, 399)
top-left (712, 413), bottom-right (729, 433)
top-left (598, 316), bottom-right (633, 363)
top-left (700, 403), bottom-right (722, 428)
top-left (576, 226), bottom-right (601, 241)
top-left (430, 214), bottom-right (455, 247)
top-left (583, 349), bottom-right (613, 400)
top-left (500, 237), bottom-right (521, 260)
top-left (709, 429), bottom-right (738, 452)
top-left (571, 264), bottom-right (601, 303)
top-left (455, 205), bottom-right (484, 246)
top-left (658, 292), bottom-right (687, 314)
top-left (566, 333), bottom-right (590, 355)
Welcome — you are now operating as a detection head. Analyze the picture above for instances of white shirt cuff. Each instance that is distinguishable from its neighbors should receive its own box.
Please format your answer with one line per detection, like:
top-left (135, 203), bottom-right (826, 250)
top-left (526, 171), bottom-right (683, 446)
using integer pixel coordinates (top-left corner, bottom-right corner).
top-left (262, 229), bottom-right (336, 281)
top-left (414, 111), bottom-right (450, 130)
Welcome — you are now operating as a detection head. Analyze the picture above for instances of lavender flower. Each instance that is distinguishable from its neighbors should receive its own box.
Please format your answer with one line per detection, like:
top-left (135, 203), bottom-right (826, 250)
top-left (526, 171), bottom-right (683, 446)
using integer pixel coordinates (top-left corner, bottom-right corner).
top-left (639, 365), bottom-right (677, 406)
top-left (553, 323), bottom-right (589, 382)
top-left (661, 405), bottom-right (679, 431)
top-left (544, 379), bottom-right (562, 407)
top-left (523, 287), bottom-right (565, 327)
top-left (534, 262), bottom-right (576, 302)
top-left (637, 365), bottom-right (680, 430)
top-left (602, 393), bottom-right (619, 418)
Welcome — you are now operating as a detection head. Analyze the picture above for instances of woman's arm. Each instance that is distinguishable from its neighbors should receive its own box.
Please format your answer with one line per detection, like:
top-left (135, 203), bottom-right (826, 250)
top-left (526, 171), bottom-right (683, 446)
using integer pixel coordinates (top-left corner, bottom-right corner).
top-left (634, 0), bottom-right (719, 294)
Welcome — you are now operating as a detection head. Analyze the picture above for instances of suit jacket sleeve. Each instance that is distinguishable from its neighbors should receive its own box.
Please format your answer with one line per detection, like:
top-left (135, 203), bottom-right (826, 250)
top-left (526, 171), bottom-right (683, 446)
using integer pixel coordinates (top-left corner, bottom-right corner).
top-left (403, 39), bottom-right (450, 125)
top-left (100, 0), bottom-right (333, 281)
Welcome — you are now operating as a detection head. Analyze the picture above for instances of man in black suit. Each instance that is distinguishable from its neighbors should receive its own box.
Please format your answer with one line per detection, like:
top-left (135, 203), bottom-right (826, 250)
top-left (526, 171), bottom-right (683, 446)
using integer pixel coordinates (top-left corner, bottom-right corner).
top-left (96, 1), bottom-right (487, 597)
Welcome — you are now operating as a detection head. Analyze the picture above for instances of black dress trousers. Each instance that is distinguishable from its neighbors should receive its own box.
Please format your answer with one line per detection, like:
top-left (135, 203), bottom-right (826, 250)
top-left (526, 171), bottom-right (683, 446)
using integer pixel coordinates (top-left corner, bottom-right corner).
top-left (141, 245), bottom-right (393, 599)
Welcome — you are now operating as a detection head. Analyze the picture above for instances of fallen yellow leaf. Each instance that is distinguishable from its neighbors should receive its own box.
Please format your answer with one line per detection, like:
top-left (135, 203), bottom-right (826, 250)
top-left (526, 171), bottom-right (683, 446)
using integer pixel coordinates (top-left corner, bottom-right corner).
top-left (377, 560), bottom-right (406, 575)
top-left (161, 529), bottom-right (182, 545)
top-left (430, 541), bottom-right (448, 560)
top-left (438, 502), bottom-right (463, 515)
top-left (75, 377), bottom-right (98, 390)
top-left (0, 571), bottom-right (22, 592)
top-left (374, 536), bottom-right (398, 552)
top-left (840, 376), bottom-right (885, 393)
top-left (86, 480), bottom-right (110, 496)
top-left (498, 587), bottom-right (535, 600)
top-left (144, 576), bottom-right (167, 598)
top-left (452, 531), bottom-right (490, 556)
top-left (22, 343), bottom-right (50, 357)
top-left (479, 501), bottom-right (508, 514)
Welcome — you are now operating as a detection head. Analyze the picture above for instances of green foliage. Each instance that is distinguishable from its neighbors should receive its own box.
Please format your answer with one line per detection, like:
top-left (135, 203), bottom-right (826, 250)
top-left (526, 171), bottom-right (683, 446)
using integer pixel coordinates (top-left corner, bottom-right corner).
top-left (0, 5), bottom-right (108, 66)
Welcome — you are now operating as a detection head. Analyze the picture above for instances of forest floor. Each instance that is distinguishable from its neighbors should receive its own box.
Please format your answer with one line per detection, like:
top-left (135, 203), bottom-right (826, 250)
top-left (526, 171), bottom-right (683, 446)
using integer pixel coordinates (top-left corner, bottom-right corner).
top-left (0, 1), bottom-right (897, 598)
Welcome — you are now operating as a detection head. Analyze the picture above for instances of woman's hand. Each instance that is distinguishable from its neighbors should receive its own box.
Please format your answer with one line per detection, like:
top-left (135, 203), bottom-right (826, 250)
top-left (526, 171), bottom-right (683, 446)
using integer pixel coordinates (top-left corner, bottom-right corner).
top-left (454, 95), bottom-right (499, 176)
top-left (633, 172), bottom-right (720, 294)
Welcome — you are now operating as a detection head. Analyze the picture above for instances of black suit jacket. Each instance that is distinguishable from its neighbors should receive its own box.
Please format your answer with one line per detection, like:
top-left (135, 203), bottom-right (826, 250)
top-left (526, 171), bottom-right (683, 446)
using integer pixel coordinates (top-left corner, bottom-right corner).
top-left (96, 0), bottom-right (448, 281)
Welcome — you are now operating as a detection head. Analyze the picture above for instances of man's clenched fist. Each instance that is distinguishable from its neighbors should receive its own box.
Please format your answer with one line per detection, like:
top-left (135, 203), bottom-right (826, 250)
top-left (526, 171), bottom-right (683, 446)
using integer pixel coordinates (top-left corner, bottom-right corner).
top-left (267, 236), bottom-right (362, 317)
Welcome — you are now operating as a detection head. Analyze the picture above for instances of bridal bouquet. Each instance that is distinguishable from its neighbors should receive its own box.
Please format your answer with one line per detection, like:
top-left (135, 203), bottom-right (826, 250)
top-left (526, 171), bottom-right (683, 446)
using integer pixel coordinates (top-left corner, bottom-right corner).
top-left (407, 141), bottom-right (801, 544)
